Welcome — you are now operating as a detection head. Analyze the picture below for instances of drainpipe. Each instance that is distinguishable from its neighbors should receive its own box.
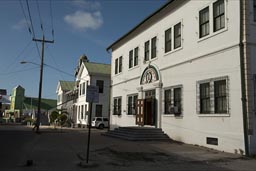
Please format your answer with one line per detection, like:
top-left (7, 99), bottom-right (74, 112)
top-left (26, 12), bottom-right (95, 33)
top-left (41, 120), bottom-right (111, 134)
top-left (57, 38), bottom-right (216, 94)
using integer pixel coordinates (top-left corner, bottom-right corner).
top-left (239, 0), bottom-right (249, 156)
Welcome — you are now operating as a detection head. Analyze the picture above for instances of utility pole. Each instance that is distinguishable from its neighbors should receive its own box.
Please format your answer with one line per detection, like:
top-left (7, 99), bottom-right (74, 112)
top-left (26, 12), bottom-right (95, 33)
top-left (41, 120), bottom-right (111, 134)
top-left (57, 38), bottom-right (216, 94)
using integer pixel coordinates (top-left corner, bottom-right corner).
top-left (33, 35), bottom-right (54, 133)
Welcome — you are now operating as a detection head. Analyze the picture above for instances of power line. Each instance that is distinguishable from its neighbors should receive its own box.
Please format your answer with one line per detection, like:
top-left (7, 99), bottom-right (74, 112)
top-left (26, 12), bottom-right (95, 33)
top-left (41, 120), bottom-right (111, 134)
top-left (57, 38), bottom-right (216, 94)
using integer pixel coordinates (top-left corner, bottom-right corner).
top-left (0, 67), bottom-right (39, 76)
top-left (44, 63), bottom-right (74, 77)
top-left (49, 0), bottom-right (54, 40)
top-left (25, 0), bottom-right (41, 59)
top-left (18, 0), bottom-right (32, 36)
top-left (36, 0), bottom-right (45, 35)
top-left (25, 0), bottom-right (35, 38)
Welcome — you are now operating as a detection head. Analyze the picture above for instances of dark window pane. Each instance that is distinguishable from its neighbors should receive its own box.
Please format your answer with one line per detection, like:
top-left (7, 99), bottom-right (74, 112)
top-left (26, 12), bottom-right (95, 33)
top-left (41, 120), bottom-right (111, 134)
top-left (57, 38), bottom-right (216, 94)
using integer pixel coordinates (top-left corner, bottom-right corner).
top-left (115, 58), bottom-right (118, 74)
top-left (174, 23), bottom-right (181, 49)
top-left (200, 83), bottom-right (210, 113)
top-left (174, 88), bottom-right (182, 114)
top-left (144, 41), bottom-right (150, 61)
top-left (214, 80), bottom-right (227, 113)
top-left (96, 80), bottom-right (104, 93)
top-left (164, 89), bottom-right (172, 114)
top-left (213, 0), bottom-right (225, 32)
top-left (151, 37), bottom-right (157, 59)
top-left (165, 28), bottom-right (172, 53)
top-left (119, 56), bottom-right (122, 73)
top-left (199, 7), bottom-right (209, 38)
top-left (134, 47), bottom-right (138, 66)
top-left (129, 50), bottom-right (133, 68)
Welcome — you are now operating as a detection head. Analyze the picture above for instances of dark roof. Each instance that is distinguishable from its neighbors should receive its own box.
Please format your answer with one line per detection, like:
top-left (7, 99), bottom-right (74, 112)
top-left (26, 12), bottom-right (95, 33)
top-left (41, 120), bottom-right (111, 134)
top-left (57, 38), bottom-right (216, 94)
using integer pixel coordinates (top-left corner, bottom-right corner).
top-left (83, 62), bottom-right (111, 76)
top-left (23, 97), bottom-right (57, 110)
top-left (59, 80), bottom-right (75, 91)
top-left (106, 0), bottom-right (175, 51)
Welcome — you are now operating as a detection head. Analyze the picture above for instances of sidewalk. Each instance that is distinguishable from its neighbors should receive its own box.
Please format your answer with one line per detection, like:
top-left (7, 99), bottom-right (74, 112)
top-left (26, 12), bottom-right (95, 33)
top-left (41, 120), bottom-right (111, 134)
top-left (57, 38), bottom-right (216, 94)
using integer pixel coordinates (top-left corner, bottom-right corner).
top-left (5, 125), bottom-right (256, 171)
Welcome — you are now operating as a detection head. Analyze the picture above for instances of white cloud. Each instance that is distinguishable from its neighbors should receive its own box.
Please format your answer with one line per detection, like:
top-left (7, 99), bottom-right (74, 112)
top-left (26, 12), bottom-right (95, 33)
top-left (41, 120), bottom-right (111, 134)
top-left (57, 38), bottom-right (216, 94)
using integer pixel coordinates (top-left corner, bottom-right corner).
top-left (12, 19), bottom-right (29, 30)
top-left (72, 0), bottom-right (101, 10)
top-left (64, 11), bottom-right (103, 31)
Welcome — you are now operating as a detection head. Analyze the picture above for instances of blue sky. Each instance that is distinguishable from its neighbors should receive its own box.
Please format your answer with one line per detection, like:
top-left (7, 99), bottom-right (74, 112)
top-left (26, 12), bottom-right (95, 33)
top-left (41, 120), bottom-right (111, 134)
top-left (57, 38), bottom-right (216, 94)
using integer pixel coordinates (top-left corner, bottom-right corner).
top-left (0, 0), bottom-right (166, 99)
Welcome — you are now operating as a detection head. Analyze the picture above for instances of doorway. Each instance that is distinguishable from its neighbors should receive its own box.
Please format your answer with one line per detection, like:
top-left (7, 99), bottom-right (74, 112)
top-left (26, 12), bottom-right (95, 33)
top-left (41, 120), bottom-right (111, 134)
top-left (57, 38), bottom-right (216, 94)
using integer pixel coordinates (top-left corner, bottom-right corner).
top-left (144, 90), bottom-right (156, 126)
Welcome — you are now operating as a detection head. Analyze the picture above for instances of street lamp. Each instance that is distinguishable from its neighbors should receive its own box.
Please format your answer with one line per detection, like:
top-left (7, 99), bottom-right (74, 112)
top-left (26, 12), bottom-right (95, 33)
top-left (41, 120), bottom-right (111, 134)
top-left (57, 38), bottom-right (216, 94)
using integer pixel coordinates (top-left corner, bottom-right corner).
top-left (20, 59), bottom-right (44, 133)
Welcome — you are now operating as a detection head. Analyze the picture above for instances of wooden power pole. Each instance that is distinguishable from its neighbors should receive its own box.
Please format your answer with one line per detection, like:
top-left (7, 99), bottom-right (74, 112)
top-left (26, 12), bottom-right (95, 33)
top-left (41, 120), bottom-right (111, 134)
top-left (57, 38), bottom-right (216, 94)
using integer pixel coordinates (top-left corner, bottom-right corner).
top-left (33, 36), bottom-right (54, 133)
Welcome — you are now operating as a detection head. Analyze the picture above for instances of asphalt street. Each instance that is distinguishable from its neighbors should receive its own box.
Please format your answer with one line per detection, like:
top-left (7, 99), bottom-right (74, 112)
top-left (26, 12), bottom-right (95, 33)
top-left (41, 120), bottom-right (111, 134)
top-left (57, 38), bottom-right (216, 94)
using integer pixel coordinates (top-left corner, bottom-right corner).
top-left (0, 124), bottom-right (255, 171)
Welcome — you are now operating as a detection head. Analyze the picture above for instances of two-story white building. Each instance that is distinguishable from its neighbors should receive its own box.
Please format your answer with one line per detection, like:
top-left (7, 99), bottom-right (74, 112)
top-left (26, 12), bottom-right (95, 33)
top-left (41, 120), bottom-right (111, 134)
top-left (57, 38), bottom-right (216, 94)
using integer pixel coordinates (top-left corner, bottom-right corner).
top-left (75, 55), bottom-right (111, 126)
top-left (107, 0), bottom-right (256, 155)
top-left (56, 80), bottom-right (77, 122)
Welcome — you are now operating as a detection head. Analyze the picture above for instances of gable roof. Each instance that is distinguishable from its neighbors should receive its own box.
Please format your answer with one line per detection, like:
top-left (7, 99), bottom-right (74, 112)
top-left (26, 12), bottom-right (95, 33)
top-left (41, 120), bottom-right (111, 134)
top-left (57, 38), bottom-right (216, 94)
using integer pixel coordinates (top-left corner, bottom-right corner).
top-left (106, 0), bottom-right (175, 51)
top-left (83, 62), bottom-right (111, 76)
top-left (59, 80), bottom-right (75, 91)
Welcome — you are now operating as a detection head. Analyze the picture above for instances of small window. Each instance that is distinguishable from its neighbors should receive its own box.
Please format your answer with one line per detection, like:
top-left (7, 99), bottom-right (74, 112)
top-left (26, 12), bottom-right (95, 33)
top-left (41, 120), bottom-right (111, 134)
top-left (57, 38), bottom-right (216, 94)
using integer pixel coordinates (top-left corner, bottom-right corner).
top-left (95, 105), bottom-right (103, 117)
top-left (164, 86), bottom-right (182, 115)
top-left (134, 47), bottom-right (139, 66)
top-left (174, 23), bottom-right (181, 49)
top-left (103, 118), bottom-right (108, 122)
top-left (165, 28), bottom-right (172, 53)
top-left (164, 89), bottom-right (172, 114)
top-left (127, 94), bottom-right (138, 115)
top-left (197, 77), bottom-right (228, 114)
top-left (144, 41), bottom-right (150, 61)
top-left (113, 97), bottom-right (122, 115)
top-left (82, 82), bottom-right (85, 95)
top-left (96, 80), bottom-right (104, 93)
top-left (115, 58), bottom-right (118, 74)
top-left (214, 80), bottom-right (227, 113)
top-left (129, 50), bottom-right (133, 68)
top-left (213, 0), bottom-right (225, 32)
top-left (200, 83), bottom-right (210, 113)
top-left (119, 56), bottom-right (122, 73)
top-left (151, 37), bottom-right (157, 59)
top-left (199, 7), bottom-right (209, 38)
top-left (174, 87), bottom-right (182, 114)
top-left (81, 105), bottom-right (84, 119)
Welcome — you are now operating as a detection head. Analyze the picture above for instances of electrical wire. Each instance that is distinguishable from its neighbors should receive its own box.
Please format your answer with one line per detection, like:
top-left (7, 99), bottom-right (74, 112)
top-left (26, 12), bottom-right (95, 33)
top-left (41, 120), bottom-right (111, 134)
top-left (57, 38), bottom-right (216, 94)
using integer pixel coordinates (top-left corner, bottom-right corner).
top-left (26, 0), bottom-right (41, 59)
top-left (2, 40), bottom-right (32, 73)
top-left (19, 0), bottom-right (32, 36)
top-left (36, 0), bottom-right (45, 35)
top-left (0, 67), bottom-right (39, 76)
top-left (49, 0), bottom-right (54, 40)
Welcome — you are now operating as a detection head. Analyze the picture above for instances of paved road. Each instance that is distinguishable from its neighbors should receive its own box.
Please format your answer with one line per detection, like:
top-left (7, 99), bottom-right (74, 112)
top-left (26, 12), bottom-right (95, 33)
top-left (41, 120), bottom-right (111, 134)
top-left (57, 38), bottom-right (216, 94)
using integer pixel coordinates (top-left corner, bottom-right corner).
top-left (0, 124), bottom-right (255, 171)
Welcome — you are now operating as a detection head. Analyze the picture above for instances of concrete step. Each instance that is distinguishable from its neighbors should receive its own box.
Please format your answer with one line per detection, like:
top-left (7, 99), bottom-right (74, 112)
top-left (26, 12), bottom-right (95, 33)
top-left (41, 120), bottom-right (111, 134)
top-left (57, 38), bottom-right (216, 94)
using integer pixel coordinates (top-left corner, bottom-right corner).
top-left (102, 126), bottom-right (171, 141)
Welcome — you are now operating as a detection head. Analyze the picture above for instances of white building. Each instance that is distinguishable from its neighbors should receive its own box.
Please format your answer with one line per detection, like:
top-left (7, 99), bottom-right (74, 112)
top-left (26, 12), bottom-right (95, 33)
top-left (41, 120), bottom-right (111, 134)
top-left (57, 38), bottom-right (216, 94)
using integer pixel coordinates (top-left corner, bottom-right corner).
top-left (56, 80), bottom-right (77, 122)
top-left (107, 0), bottom-right (256, 155)
top-left (75, 55), bottom-right (111, 126)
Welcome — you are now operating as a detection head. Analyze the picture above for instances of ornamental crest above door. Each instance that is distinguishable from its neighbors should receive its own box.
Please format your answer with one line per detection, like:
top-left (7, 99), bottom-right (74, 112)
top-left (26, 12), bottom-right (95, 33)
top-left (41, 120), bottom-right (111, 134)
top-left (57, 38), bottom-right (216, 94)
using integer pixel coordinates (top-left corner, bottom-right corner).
top-left (140, 65), bottom-right (159, 85)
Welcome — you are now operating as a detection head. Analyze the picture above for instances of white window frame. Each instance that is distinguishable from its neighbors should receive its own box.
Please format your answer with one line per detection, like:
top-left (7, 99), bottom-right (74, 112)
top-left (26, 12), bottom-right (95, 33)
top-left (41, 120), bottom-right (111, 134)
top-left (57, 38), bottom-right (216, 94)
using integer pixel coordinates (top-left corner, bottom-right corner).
top-left (163, 85), bottom-right (183, 116)
top-left (198, 0), bottom-right (228, 41)
top-left (128, 46), bottom-right (139, 70)
top-left (127, 94), bottom-right (138, 115)
top-left (113, 96), bottom-right (122, 115)
top-left (197, 76), bottom-right (229, 116)
top-left (114, 56), bottom-right (123, 75)
top-left (164, 21), bottom-right (183, 55)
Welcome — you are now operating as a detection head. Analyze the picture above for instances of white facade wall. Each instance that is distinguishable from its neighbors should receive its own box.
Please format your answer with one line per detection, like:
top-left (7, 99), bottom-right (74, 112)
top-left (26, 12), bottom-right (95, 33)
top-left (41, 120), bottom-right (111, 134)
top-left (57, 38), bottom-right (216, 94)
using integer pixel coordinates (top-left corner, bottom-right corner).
top-left (75, 64), bottom-right (111, 126)
top-left (56, 86), bottom-right (65, 110)
top-left (76, 67), bottom-right (90, 125)
top-left (110, 0), bottom-right (250, 154)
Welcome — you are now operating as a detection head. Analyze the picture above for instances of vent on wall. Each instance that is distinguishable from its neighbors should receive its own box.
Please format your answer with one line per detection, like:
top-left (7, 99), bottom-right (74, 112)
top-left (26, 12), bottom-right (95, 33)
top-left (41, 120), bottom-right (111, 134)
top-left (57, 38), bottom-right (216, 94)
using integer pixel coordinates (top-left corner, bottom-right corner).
top-left (206, 137), bottom-right (218, 145)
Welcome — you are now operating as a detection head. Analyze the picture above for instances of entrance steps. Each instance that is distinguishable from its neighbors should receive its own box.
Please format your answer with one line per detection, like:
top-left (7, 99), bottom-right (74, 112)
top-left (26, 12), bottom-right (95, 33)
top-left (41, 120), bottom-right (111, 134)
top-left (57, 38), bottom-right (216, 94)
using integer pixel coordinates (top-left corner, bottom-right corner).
top-left (102, 126), bottom-right (171, 141)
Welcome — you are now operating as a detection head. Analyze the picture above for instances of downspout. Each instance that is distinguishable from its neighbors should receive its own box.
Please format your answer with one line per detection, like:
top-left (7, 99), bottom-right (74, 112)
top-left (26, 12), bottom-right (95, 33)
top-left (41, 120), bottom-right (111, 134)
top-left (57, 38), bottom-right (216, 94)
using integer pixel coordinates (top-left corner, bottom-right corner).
top-left (239, 0), bottom-right (249, 156)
